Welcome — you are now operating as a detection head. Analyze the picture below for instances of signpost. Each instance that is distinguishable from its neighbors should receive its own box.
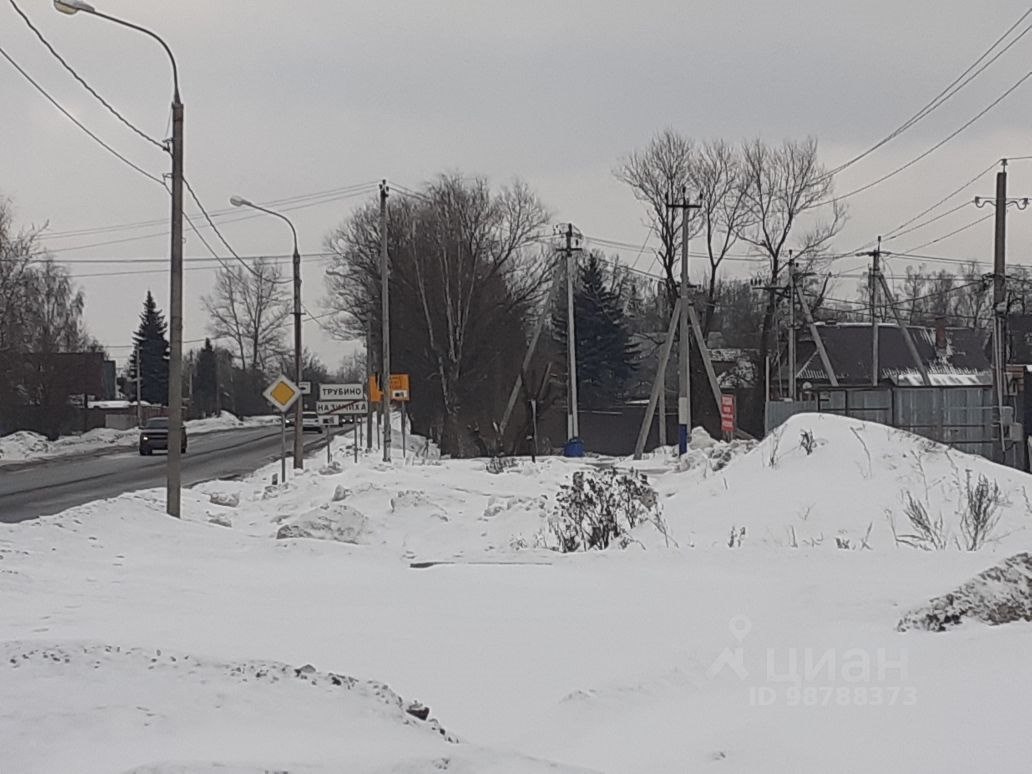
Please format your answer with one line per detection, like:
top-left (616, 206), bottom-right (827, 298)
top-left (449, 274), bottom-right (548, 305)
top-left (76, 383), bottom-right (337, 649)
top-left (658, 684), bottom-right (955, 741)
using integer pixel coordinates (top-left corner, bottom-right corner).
top-left (369, 374), bottom-right (410, 457)
top-left (720, 394), bottom-right (736, 441)
top-left (263, 375), bottom-right (302, 484)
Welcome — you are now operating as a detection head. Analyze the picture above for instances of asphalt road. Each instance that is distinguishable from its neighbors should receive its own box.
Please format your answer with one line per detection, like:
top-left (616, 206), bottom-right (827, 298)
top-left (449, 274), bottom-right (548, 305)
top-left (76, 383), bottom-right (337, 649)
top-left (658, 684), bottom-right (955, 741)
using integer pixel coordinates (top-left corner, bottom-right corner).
top-left (0, 426), bottom-right (326, 524)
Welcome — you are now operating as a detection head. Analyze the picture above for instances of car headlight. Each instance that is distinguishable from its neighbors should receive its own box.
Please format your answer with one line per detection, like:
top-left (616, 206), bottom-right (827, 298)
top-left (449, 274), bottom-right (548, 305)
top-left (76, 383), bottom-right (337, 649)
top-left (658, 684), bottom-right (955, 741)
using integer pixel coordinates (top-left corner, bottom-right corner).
top-left (142, 435), bottom-right (149, 441)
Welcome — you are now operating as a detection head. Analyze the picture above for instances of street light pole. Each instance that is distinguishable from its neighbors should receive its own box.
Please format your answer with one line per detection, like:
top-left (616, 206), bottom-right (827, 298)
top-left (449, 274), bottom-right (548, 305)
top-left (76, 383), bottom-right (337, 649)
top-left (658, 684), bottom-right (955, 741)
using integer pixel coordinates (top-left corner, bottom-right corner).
top-left (229, 196), bottom-right (304, 469)
top-left (55, 0), bottom-right (185, 517)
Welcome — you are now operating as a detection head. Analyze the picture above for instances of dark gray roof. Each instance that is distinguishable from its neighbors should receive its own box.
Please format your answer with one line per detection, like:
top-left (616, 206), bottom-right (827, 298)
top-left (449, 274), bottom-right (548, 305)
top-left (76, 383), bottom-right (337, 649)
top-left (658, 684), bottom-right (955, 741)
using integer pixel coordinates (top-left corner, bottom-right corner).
top-left (792, 323), bottom-right (990, 385)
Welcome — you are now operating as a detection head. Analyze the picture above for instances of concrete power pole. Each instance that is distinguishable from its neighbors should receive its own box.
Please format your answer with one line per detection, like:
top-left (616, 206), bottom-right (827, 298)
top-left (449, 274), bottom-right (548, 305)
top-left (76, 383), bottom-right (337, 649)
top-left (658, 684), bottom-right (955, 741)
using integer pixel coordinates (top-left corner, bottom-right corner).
top-left (993, 163), bottom-right (1008, 440)
top-left (787, 253), bottom-right (797, 401)
top-left (380, 180), bottom-right (391, 462)
top-left (975, 159), bottom-right (1030, 452)
top-left (365, 316), bottom-right (373, 450)
top-left (166, 84), bottom-right (184, 518)
top-left (563, 223), bottom-right (582, 441)
top-left (858, 237), bottom-right (882, 387)
top-left (669, 187), bottom-right (701, 455)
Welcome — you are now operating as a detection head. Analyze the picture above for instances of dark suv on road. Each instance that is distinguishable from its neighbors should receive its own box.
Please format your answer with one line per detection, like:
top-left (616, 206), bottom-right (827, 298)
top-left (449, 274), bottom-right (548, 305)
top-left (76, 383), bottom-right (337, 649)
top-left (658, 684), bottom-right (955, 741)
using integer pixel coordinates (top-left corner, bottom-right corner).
top-left (139, 417), bottom-right (187, 456)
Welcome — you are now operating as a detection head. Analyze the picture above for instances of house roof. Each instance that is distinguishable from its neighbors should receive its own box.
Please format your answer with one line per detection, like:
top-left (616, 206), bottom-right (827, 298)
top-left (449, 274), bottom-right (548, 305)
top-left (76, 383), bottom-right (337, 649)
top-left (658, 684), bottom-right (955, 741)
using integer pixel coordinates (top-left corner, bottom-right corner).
top-left (792, 323), bottom-right (990, 385)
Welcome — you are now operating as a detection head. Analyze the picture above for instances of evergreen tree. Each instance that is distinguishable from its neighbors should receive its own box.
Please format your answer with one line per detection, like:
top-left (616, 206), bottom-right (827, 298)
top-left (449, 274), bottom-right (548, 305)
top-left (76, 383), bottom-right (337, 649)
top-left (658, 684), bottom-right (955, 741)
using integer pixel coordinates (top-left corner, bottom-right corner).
top-left (193, 338), bottom-right (218, 417)
top-left (553, 252), bottom-right (639, 409)
top-left (130, 290), bottom-right (169, 405)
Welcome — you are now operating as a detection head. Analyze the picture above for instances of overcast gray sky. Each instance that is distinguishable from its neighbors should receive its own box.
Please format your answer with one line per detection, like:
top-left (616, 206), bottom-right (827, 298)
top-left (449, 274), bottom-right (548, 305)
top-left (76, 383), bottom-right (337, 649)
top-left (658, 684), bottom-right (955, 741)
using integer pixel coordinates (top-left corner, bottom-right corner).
top-left (3, 0), bottom-right (1032, 370)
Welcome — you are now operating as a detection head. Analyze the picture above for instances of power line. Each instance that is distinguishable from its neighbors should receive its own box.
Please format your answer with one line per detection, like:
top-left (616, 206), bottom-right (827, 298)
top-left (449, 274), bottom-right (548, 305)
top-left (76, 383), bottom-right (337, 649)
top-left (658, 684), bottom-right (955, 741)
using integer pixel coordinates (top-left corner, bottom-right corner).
top-left (811, 69), bottom-right (1032, 209)
top-left (822, 8), bottom-right (1032, 180)
top-left (7, 0), bottom-right (166, 151)
top-left (43, 181), bottom-right (378, 240)
top-left (880, 161), bottom-right (999, 241)
top-left (0, 42), bottom-right (162, 185)
top-left (897, 213), bottom-right (994, 252)
top-left (182, 177), bottom-right (292, 284)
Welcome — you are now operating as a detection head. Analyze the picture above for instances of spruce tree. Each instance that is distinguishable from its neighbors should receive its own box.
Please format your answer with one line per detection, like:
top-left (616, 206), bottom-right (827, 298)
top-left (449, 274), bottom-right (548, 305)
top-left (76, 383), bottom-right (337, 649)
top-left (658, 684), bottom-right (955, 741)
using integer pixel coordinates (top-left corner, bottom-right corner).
top-left (193, 338), bottom-right (218, 417)
top-left (553, 252), bottom-right (639, 409)
top-left (130, 291), bottom-right (169, 405)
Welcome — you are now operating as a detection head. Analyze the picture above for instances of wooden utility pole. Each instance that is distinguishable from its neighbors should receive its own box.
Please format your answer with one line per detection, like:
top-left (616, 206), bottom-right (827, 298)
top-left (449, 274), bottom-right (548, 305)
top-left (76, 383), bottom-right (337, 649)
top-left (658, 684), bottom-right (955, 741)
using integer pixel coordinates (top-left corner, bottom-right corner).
top-left (379, 180), bottom-right (391, 462)
top-left (878, 275), bottom-right (930, 385)
top-left (365, 316), bottom-right (373, 450)
top-left (135, 342), bottom-right (143, 427)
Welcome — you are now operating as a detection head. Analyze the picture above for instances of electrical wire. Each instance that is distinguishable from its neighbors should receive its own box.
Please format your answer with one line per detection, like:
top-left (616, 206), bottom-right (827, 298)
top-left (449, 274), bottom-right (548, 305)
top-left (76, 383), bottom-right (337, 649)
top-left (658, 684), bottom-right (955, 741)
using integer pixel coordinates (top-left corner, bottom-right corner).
top-left (0, 42), bottom-right (162, 185)
top-left (897, 213), bottom-right (994, 252)
top-left (822, 8), bottom-right (1032, 180)
top-left (811, 69), bottom-right (1032, 210)
top-left (43, 181), bottom-right (379, 240)
top-left (7, 0), bottom-right (166, 150)
top-left (880, 161), bottom-right (999, 241)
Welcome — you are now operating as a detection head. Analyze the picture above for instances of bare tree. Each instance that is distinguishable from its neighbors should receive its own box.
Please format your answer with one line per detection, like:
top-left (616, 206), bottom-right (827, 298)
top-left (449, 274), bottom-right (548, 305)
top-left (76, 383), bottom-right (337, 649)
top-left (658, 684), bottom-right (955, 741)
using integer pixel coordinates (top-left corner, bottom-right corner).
top-left (203, 258), bottom-right (290, 373)
top-left (737, 137), bottom-right (846, 369)
top-left (614, 129), bottom-right (701, 306)
top-left (694, 139), bottom-right (752, 332)
top-left (323, 173), bottom-right (551, 455)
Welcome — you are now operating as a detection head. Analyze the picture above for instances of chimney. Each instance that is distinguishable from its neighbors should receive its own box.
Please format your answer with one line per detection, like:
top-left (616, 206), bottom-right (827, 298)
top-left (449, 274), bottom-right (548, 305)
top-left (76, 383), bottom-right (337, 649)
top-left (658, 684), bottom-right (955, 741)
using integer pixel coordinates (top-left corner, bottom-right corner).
top-left (934, 316), bottom-right (947, 352)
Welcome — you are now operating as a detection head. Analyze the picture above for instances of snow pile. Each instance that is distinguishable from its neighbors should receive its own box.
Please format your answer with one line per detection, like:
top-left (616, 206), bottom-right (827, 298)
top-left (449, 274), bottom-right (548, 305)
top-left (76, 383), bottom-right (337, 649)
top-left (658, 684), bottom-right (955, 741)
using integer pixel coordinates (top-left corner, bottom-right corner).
top-left (897, 552), bottom-right (1032, 631)
top-left (659, 413), bottom-right (1032, 551)
top-left (187, 411), bottom-right (280, 435)
top-left (0, 641), bottom-right (582, 774)
top-left (0, 412), bottom-right (278, 463)
top-left (0, 430), bottom-right (52, 460)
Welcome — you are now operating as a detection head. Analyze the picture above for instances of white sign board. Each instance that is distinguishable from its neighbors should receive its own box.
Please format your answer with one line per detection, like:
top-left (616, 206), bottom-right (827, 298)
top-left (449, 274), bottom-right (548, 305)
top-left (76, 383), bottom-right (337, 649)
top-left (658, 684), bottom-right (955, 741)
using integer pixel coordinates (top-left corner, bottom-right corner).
top-left (300, 381), bottom-right (312, 395)
top-left (320, 383), bottom-right (364, 400)
top-left (316, 400), bottom-right (368, 415)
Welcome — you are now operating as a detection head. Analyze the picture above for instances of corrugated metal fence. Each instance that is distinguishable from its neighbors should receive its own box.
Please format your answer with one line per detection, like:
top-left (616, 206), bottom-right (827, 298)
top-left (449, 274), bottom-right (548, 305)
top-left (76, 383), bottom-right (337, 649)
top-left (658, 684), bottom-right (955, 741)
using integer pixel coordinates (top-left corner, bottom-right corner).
top-left (765, 386), bottom-right (1025, 469)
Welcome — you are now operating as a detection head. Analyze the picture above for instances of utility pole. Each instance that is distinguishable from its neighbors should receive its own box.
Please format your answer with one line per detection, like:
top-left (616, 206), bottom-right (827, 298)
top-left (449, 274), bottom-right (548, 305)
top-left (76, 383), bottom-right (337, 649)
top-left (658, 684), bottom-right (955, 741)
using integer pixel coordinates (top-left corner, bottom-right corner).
top-left (975, 160), bottom-right (1030, 452)
top-left (365, 317), bottom-right (373, 451)
top-left (561, 223), bottom-right (582, 441)
top-left (380, 180), bottom-right (391, 462)
top-left (857, 238), bottom-right (882, 387)
top-left (669, 186), bottom-right (701, 455)
top-left (787, 253), bottom-right (797, 401)
top-left (166, 83), bottom-right (184, 518)
top-left (291, 235), bottom-right (303, 470)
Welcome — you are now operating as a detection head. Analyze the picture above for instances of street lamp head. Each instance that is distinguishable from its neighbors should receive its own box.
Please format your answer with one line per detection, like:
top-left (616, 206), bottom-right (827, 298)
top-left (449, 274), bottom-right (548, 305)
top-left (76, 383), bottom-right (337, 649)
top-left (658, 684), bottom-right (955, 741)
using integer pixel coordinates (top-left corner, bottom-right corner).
top-left (53, 0), bottom-right (95, 15)
top-left (229, 195), bottom-right (252, 208)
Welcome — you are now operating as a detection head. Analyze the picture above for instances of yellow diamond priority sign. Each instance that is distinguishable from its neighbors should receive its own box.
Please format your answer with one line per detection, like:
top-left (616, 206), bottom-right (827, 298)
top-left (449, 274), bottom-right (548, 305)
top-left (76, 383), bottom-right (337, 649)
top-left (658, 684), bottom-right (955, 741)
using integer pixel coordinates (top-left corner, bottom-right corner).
top-left (263, 375), bottom-right (302, 413)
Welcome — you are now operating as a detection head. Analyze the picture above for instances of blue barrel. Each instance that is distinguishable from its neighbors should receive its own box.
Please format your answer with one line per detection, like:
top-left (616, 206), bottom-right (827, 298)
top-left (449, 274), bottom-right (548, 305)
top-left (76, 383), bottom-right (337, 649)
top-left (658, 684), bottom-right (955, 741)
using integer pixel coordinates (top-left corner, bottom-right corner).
top-left (563, 437), bottom-right (585, 457)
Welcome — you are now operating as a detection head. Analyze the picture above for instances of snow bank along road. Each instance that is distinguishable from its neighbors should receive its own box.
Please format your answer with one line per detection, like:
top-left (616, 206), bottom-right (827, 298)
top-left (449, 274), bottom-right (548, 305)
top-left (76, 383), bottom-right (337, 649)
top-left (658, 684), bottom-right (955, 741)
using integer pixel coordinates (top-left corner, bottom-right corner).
top-left (0, 426), bottom-right (327, 524)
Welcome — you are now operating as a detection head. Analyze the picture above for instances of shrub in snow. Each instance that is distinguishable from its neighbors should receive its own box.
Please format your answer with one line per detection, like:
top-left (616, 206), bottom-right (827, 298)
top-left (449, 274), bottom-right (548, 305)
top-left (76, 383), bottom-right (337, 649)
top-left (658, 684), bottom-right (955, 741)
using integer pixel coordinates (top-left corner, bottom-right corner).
top-left (549, 468), bottom-right (666, 552)
top-left (895, 490), bottom-right (949, 551)
top-left (208, 492), bottom-right (239, 508)
top-left (960, 472), bottom-right (1004, 551)
top-left (799, 429), bottom-right (817, 455)
top-left (897, 552), bottom-right (1032, 631)
top-left (727, 525), bottom-right (745, 548)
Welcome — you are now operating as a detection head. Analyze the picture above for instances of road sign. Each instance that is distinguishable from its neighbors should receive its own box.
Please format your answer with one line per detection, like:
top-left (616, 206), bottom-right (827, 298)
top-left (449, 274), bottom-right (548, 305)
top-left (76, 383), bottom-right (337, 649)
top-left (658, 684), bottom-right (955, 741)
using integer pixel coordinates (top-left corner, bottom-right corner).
top-left (720, 394), bottom-right (736, 435)
top-left (370, 373), bottom-right (410, 402)
top-left (299, 381), bottom-right (312, 395)
top-left (263, 375), bottom-right (302, 413)
top-left (320, 383), bottom-right (364, 400)
top-left (317, 400), bottom-right (368, 415)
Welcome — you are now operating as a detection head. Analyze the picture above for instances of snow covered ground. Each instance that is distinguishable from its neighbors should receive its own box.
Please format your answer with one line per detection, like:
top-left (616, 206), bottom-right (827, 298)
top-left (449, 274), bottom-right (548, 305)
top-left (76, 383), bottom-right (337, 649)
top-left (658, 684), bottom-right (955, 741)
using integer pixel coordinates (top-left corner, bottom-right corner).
top-left (0, 412), bottom-right (280, 464)
top-left (2, 413), bottom-right (1032, 772)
